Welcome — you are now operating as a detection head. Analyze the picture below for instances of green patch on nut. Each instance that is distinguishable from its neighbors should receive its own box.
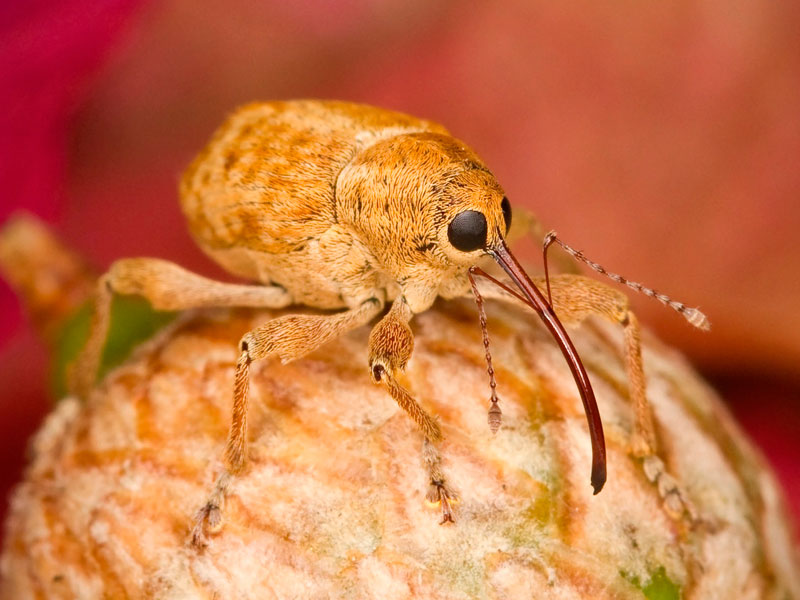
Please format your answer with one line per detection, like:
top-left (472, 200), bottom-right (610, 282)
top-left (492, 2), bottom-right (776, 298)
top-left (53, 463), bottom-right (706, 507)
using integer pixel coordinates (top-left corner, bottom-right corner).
top-left (623, 566), bottom-right (681, 600)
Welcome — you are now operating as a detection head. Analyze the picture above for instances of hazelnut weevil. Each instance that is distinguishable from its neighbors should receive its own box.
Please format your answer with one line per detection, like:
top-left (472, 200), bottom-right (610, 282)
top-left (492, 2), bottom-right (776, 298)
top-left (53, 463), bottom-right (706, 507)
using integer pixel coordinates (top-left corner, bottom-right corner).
top-left (68, 100), bottom-right (709, 546)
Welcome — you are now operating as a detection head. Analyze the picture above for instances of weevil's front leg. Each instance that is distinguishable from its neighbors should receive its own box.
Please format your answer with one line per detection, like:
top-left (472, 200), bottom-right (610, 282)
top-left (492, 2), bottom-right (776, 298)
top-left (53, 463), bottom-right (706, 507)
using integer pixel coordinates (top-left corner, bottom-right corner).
top-left (191, 297), bottom-right (384, 547)
top-left (473, 274), bottom-right (696, 520)
top-left (69, 257), bottom-right (293, 399)
top-left (542, 275), bottom-right (656, 458)
top-left (367, 298), bottom-right (457, 523)
top-left (472, 274), bottom-right (655, 456)
top-left (368, 299), bottom-right (440, 441)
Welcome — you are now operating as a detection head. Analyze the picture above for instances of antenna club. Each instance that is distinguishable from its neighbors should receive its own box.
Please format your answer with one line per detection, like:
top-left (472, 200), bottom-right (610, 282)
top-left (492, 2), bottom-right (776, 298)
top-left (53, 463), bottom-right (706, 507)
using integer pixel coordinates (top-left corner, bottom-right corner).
top-left (685, 308), bottom-right (711, 331)
top-left (488, 403), bottom-right (502, 434)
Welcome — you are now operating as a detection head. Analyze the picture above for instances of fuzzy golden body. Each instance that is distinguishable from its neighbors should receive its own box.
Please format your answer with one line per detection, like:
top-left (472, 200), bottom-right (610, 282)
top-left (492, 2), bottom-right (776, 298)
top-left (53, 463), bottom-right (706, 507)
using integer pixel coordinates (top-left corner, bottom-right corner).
top-left (180, 100), bottom-right (490, 312)
top-left (69, 99), bottom-right (709, 544)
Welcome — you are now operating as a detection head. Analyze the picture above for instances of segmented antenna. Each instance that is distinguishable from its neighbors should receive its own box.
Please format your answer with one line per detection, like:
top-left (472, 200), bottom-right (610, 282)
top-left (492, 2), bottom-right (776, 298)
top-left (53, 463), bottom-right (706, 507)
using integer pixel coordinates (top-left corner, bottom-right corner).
top-left (468, 269), bottom-right (502, 433)
top-left (543, 231), bottom-right (710, 330)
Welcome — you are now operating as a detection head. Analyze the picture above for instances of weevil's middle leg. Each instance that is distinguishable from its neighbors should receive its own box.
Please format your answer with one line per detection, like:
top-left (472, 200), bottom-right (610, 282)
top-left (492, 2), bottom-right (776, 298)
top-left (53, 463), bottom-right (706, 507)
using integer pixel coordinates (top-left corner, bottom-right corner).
top-left (190, 297), bottom-right (384, 547)
top-left (368, 298), bottom-right (457, 523)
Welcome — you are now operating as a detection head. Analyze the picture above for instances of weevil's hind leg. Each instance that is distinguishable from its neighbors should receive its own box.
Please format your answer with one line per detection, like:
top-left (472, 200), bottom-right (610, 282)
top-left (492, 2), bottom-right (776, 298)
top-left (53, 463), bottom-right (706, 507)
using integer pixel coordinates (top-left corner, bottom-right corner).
top-left (70, 272), bottom-right (114, 399)
top-left (368, 298), bottom-right (457, 523)
top-left (68, 257), bottom-right (293, 399)
top-left (191, 297), bottom-right (384, 547)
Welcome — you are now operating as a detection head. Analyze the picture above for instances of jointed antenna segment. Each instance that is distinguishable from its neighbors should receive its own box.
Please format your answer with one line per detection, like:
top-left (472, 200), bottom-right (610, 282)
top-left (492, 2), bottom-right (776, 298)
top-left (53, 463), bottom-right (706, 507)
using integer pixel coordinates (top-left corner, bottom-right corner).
top-left (468, 268), bottom-right (502, 433)
top-left (543, 231), bottom-right (710, 331)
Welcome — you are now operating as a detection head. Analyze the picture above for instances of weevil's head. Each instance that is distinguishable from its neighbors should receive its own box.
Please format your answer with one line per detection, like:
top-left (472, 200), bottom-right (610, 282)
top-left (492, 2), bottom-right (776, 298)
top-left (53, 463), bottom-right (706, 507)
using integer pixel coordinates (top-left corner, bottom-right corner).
top-left (338, 131), bottom-right (607, 494)
top-left (336, 132), bottom-right (512, 285)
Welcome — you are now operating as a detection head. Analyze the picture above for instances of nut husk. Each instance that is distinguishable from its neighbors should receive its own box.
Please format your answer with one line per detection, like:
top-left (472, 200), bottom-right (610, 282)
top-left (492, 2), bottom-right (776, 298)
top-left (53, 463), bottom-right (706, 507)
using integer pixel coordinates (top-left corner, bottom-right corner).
top-left (1, 296), bottom-right (798, 599)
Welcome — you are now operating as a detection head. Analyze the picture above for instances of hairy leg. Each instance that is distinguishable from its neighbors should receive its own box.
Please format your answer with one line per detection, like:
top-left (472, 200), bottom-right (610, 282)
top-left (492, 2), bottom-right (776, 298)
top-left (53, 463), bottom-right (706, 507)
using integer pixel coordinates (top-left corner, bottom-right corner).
top-left (191, 297), bottom-right (384, 546)
top-left (470, 274), bottom-right (696, 520)
top-left (69, 257), bottom-right (292, 398)
top-left (470, 275), bottom-right (653, 450)
top-left (539, 274), bottom-right (655, 458)
top-left (368, 298), bottom-right (457, 523)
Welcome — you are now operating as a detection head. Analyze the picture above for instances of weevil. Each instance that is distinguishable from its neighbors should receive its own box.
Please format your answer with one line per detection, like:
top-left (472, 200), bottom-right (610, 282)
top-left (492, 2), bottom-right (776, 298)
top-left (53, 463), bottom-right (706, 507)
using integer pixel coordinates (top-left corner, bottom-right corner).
top-left (68, 100), bottom-right (709, 545)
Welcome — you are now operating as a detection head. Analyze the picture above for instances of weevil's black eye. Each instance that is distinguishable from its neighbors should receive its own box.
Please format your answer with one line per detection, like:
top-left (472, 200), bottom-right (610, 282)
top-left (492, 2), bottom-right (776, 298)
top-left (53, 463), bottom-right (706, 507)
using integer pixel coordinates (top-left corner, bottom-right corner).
top-left (501, 196), bottom-right (512, 234)
top-left (447, 210), bottom-right (487, 252)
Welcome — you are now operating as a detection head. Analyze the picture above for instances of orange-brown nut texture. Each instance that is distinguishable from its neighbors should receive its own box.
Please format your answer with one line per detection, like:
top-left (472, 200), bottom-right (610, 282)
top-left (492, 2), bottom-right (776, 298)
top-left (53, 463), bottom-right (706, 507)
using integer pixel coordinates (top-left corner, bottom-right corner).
top-left (1, 299), bottom-right (798, 599)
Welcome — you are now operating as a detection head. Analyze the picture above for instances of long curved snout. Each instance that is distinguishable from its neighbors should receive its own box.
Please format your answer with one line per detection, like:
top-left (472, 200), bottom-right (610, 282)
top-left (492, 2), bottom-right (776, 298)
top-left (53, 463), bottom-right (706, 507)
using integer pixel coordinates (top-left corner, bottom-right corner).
top-left (486, 240), bottom-right (607, 494)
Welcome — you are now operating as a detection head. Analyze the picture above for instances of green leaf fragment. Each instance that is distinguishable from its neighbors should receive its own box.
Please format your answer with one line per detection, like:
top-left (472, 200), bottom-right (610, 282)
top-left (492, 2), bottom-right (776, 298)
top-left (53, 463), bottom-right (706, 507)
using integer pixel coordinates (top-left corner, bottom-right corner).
top-left (52, 296), bottom-right (176, 399)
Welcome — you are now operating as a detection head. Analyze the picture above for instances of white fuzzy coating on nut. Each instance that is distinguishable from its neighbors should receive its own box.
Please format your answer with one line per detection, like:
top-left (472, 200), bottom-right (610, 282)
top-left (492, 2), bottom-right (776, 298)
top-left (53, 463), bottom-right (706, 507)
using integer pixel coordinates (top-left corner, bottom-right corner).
top-left (0, 302), bottom-right (798, 599)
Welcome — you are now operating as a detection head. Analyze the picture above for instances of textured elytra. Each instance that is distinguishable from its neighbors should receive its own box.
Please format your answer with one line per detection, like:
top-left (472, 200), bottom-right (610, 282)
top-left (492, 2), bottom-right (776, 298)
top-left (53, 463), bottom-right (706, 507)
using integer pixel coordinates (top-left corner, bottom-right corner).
top-left (178, 100), bottom-right (506, 314)
top-left (1, 301), bottom-right (798, 599)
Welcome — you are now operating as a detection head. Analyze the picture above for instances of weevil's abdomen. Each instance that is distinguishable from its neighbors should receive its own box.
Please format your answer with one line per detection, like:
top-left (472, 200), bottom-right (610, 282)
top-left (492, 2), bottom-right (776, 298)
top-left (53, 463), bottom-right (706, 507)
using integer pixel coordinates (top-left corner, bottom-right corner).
top-left (179, 101), bottom-right (447, 308)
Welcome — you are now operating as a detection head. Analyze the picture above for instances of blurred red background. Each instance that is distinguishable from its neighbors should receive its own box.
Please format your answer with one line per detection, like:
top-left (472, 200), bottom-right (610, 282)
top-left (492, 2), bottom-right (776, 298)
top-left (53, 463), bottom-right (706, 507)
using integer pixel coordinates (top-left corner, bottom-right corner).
top-left (1, 0), bottom-right (799, 538)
